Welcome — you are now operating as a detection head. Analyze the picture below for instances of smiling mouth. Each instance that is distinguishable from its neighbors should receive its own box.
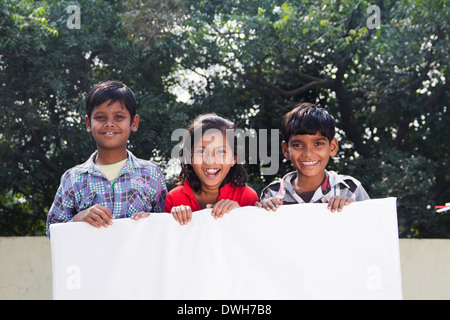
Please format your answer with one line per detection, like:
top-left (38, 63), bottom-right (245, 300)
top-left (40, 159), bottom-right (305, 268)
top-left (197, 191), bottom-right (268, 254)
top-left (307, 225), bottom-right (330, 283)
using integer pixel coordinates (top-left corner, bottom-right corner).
top-left (102, 131), bottom-right (118, 136)
top-left (203, 168), bottom-right (221, 178)
top-left (301, 161), bottom-right (319, 166)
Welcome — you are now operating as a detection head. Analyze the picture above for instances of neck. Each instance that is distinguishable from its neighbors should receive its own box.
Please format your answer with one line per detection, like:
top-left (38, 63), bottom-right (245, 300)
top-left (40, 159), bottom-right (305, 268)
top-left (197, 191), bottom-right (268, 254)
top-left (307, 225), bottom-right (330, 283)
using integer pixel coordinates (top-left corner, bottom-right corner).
top-left (94, 148), bottom-right (128, 165)
top-left (293, 172), bottom-right (325, 192)
top-left (194, 182), bottom-right (221, 197)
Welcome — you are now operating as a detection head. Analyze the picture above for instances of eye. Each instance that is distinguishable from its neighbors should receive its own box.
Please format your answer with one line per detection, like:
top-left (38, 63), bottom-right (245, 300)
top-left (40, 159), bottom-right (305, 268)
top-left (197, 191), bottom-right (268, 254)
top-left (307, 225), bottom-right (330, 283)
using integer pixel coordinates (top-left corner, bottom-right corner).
top-left (315, 141), bottom-right (325, 146)
top-left (115, 115), bottom-right (125, 120)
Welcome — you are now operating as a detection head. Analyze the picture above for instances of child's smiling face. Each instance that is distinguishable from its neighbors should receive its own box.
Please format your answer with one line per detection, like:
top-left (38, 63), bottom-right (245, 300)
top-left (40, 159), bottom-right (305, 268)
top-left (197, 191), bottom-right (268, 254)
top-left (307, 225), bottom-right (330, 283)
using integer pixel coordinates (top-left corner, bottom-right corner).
top-left (85, 99), bottom-right (139, 153)
top-left (283, 132), bottom-right (338, 181)
top-left (191, 131), bottom-right (236, 190)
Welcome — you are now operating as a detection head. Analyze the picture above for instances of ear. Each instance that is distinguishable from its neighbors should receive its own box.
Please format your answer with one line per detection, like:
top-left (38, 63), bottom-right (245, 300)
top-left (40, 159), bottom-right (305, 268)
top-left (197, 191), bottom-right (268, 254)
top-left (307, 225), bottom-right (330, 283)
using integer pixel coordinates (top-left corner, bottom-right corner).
top-left (131, 114), bottom-right (140, 132)
top-left (85, 115), bottom-right (92, 132)
top-left (330, 138), bottom-right (338, 156)
top-left (282, 140), bottom-right (290, 160)
top-left (231, 155), bottom-right (237, 167)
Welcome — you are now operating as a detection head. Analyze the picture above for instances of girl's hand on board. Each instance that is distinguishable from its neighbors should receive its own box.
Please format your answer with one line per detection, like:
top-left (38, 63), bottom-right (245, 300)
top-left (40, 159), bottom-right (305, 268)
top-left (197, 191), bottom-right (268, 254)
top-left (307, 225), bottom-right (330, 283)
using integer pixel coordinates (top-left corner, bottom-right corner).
top-left (171, 205), bottom-right (193, 225)
top-left (207, 199), bottom-right (240, 218)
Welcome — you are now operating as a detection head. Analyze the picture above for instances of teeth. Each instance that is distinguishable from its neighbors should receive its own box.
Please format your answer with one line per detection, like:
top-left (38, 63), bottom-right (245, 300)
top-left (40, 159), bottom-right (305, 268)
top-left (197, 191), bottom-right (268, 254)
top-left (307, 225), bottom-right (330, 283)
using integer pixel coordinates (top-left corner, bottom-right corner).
top-left (302, 161), bottom-right (318, 165)
top-left (204, 168), bottom-right (220, 174)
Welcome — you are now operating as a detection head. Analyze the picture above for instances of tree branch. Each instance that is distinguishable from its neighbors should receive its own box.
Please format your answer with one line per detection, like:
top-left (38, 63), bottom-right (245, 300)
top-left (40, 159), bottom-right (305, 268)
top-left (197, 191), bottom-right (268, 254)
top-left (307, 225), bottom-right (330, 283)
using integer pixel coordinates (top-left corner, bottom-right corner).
top-left (29, 128), bottom-right (62, 174)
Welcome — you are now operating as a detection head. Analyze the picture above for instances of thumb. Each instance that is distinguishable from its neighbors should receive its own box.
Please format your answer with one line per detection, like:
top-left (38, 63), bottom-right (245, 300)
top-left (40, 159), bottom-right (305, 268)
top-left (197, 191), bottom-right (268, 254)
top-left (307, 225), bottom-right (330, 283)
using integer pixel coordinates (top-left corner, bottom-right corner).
top-left (206, 204), bottom-right (214, 208)
top-left (320, 197), bottom-right (328, 203)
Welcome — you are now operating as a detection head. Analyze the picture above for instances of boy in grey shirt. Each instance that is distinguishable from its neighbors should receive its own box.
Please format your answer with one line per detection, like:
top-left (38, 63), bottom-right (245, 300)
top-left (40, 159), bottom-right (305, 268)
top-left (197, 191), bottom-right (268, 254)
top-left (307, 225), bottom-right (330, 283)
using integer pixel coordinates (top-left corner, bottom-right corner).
top-left (257, 102), bottom-right (369, 212)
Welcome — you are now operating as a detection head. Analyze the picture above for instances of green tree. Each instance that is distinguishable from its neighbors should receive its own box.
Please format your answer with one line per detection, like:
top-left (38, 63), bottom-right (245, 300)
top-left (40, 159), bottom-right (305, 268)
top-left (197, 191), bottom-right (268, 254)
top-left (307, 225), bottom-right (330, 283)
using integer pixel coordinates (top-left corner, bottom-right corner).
top-left (0, 0), bottom-right (178, 235)
top-left (160, 0), bottom-right (449, 237)
top-left (1, 0), bottom-right (448, 237)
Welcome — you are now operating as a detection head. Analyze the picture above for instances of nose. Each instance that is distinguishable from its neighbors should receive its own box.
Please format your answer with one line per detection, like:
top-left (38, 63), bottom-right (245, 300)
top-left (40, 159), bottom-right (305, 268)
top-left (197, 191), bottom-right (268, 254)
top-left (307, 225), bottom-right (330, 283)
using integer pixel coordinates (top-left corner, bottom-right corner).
top-left (301, 146), bottom-right (311, 156)
top-left (104, 118), bottom-right (115, 127)
top-left (204, 151), bottom-right (215, 164)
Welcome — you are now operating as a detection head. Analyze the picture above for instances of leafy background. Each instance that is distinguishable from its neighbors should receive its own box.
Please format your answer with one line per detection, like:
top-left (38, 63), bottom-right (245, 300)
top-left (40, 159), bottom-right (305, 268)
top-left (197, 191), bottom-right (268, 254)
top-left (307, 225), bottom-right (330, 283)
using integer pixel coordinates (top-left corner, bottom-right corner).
top-left (0, 0), bottom-right (448, 237)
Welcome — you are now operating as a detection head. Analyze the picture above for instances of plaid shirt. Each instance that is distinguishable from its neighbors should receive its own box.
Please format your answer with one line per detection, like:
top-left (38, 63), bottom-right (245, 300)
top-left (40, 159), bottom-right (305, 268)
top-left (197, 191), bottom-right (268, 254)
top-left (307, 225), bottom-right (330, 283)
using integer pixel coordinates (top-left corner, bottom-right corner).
top-left (46, 151), bottom-right (167, 235)
top-left (260, 170), bottom-right (369, 204)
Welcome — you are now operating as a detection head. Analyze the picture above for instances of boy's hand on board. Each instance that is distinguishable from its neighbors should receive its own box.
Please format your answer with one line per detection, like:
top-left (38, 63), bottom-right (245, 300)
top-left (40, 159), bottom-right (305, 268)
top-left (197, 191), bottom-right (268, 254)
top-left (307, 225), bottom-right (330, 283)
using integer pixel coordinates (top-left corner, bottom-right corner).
top-left (131, 211), bottom-right (151, 220)
top-left (322, 196), bottom-right (355, 212)
top-left (73, 204), bottom-right (114, 228)
top-left (255, 197), bottom-right (283, 211)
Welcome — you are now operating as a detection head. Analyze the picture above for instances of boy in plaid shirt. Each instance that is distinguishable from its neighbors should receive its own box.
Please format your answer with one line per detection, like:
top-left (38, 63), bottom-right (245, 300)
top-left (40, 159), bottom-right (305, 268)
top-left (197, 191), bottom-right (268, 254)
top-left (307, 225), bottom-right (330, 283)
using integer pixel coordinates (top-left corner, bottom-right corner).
top-left (257, 102), bottom-right (369, 212)
top-left (46, 81), bottom-right (167, 235)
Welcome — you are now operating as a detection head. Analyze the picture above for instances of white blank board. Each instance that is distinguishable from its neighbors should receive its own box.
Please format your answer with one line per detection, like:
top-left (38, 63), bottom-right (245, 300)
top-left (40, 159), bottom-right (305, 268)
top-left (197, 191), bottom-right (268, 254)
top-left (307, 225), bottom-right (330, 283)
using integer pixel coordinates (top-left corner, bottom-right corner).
top-left (50, 197), bottom-right (402, 299)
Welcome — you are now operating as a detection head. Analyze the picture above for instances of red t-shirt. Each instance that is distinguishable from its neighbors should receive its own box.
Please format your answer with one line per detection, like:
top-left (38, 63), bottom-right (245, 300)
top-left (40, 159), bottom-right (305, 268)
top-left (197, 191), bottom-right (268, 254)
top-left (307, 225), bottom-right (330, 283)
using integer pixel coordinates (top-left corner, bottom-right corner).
top-left (164, 180), bottom-right (259, 213)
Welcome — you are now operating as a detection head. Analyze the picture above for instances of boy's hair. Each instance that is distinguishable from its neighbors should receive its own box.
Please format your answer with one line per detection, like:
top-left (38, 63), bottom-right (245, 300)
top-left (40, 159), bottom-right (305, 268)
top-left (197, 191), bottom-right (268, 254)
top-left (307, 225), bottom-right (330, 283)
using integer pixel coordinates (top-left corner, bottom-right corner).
top-left (85, 81), bottom-right (137, 123)
top-left (178, 113), bottom-right (248, 192)
top-left (281, 102), bottom-right (336, 142)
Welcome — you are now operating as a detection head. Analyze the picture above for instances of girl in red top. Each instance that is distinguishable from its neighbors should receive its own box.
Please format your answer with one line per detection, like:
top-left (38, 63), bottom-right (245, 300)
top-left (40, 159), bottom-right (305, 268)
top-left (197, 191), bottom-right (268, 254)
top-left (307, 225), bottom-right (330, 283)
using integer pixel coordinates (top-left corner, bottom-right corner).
top-left (164, 114), bottom-right (258, 225)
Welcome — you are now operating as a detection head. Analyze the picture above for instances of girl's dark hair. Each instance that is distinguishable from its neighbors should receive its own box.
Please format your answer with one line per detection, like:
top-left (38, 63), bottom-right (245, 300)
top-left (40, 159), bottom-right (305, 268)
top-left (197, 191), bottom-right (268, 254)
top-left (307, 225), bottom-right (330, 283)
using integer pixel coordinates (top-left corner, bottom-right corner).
top-left (85, 81), bottom-right (137, 123)
top-left (178, 113), bottom-right (248, 192)
top-left (281, 102), bottom-right (336, 142)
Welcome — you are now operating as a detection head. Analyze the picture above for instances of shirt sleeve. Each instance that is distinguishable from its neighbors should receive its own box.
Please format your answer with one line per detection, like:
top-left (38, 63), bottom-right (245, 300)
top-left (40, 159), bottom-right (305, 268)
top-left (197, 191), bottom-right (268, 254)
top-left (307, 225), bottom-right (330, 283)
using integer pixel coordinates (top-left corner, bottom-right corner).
top-left (259, 182), bottom-right (280, 201)
top-left (149, 166), bottom-right (168, 213)
top-left (239, 185), bottom-right (259, 207)
top-left (46, 171), bottom-right (76, 236)
top-left (163, 191), bottom-right (173, 213)
top-left (353, 184), bottom-right (370, 201)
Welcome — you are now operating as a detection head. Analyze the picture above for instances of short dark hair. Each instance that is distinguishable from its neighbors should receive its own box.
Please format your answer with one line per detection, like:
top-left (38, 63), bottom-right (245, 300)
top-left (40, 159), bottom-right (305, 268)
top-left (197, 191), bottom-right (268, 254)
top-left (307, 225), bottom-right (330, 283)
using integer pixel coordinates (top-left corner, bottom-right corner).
top-left (178, 113), bottom-right (248, 192)
top-left (281, 102), bottom-right (336, 142)
top-left (85, 81), bottom-right (137, 122)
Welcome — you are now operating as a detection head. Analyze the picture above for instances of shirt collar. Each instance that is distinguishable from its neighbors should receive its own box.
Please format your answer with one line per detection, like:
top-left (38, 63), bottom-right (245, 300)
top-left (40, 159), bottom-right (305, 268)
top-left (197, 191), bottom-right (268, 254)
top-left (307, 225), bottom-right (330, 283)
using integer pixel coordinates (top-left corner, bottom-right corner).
top-left (283, 170), bottom-right (351, 194)
top-left (78, 150), bottom-right (137, 176)
top-left (182, 179), bottom-right (233, 199)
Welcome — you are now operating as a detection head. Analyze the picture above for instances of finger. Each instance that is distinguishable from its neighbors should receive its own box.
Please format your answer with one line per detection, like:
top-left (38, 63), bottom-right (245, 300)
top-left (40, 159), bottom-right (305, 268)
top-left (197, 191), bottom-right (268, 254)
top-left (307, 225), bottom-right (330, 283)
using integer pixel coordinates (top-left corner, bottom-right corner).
top-left (86, 216), bottom-right (102, 228)
top-left (185, 207), bottom-right (193, 224)
top-left (180, 205), bottom-right (189, 225)
top-left (271, 198), bottom-right (281, 210)
top-left (132, 212), bottom-right (150, 220)
top-left (345, 198), bottom-right (355, 205)
top-left (212, 200), bottom-right (226, 218)
top-left (327, 197), bottom-right (337, 212)
top-left (93, 205), bottom-right (114, 225)
top-left (218, 201), bottom-right (235, 217)
top-left (338, 198), bottom-right (354, 211)
top-left (88, 209), bottom-right (110, 228)
top-left (265, 199), bottom-right (278, 211)
top-left (321, 197), bottom-right (328, 204)
top-left (254, 202), bottom-right (262, 207)
top-left (177, 206), bottom-right (186, 225)
top-left (337, 198), bottom-right (348, 212)
top-left (94, 204), bottom-right (114, 220)
top-left (260, 200), bottom-right (271, 211)
top-left (171, 207), bottom-right (180, 223)
top-left (206, 204), bottom-right (214, 209)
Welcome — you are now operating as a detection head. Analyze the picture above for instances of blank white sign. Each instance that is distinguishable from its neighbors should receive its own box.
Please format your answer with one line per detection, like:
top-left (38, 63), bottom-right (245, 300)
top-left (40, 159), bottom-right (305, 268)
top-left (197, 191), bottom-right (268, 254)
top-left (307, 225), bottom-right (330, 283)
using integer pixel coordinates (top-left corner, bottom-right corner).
top-left (50, 197), bottom-right (402, 299)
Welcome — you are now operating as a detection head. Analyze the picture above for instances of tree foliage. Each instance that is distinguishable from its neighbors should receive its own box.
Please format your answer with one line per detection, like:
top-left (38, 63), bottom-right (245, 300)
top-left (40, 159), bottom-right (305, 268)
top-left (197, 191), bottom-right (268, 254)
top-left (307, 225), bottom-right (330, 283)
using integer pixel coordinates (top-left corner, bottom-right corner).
top-left (0, 0), bottom-right (448, 237)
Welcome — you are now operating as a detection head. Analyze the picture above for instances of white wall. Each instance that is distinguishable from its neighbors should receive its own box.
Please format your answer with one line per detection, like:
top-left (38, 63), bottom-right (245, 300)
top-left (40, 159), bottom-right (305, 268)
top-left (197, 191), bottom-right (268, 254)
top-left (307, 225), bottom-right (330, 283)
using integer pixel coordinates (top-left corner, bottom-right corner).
top-left (0, 237), bottom-right (449, 299)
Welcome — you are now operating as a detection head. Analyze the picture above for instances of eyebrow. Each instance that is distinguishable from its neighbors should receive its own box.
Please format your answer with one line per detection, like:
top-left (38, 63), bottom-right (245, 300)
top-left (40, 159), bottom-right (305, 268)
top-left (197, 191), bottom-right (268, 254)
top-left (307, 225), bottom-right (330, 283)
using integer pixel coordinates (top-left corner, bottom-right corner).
top-left (193, 144), bottom-right (231, 151)
top-left (289, 136), bottom-right (328, 143)
top-left (92, 110), bottom-right (127, 116)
